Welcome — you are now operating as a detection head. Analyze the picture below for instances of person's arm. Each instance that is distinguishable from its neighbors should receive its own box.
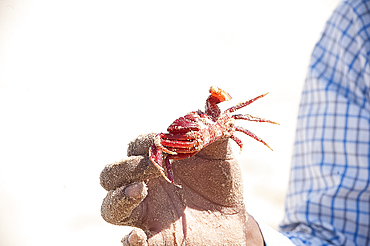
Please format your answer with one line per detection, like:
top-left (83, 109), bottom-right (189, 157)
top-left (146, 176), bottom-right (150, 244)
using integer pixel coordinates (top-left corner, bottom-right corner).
top-left (280, 1), bottom-right (370, 245)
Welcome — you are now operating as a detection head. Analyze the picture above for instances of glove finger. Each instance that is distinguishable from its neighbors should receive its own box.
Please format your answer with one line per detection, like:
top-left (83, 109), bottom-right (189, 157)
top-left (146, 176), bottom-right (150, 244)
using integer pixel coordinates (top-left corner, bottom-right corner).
top-left (121, 228), bottom-right (148, 246)
top-left (101, 182), bottom-right (147, 226)
top-left (127, 133), bottom-right (156, 157)
top-left (100, 155), bottom-right (160, 191)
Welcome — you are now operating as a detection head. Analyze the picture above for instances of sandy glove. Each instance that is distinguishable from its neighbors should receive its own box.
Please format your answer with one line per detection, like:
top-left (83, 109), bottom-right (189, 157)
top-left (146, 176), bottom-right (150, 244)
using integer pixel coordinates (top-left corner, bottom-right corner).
top-left (100, 133), bottom-right (264, 245)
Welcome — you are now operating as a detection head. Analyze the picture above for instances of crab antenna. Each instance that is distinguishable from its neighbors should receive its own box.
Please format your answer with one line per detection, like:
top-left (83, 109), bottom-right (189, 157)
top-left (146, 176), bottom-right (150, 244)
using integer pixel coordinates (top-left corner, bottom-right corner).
top-left (224, 92), bottom-right (269, 114)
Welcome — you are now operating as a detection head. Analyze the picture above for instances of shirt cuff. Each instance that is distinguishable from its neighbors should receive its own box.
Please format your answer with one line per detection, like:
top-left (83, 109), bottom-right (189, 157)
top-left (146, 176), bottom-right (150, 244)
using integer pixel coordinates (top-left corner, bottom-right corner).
top-left (253, 216), bottom-right (295, 246)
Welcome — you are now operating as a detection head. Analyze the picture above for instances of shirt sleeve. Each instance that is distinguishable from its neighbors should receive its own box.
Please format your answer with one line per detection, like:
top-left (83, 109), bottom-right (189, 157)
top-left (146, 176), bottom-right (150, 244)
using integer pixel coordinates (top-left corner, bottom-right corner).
top-left (279, 0), bottom-right (370, 245)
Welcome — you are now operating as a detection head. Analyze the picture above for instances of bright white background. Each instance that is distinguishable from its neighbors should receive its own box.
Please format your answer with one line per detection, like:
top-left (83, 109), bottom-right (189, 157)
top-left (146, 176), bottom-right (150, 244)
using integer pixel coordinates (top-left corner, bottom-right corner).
top-left (0, 0), bottom-right (340, 245)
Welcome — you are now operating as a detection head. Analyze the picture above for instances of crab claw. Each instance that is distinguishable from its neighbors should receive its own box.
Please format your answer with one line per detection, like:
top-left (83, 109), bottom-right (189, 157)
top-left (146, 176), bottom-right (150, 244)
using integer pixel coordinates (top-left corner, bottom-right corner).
top-left (209, 86), bottom-right (232, 102)
top-left (206, 86), bottom-right (233, 118)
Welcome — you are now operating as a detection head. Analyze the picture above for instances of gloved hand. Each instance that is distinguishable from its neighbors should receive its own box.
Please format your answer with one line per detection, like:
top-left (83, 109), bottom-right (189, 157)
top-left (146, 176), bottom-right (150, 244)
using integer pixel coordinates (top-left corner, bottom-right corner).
top-left (100, 133), bottom-right (264, 245)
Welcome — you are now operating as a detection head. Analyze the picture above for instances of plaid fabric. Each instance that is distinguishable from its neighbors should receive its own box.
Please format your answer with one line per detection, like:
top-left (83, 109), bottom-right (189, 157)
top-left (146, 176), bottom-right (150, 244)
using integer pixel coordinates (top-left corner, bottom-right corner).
top-left (279, 0), bottom-right (370, 245)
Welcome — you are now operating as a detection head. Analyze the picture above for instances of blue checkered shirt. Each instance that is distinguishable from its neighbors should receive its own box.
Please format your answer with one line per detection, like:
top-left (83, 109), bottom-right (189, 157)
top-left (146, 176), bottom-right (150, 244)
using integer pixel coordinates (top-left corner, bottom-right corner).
top-left (277, 0), bottom-right (370, 245)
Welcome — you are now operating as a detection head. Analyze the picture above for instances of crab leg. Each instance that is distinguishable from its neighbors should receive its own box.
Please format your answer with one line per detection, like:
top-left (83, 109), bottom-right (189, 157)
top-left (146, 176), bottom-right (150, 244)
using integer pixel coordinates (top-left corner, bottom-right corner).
top-left (234, 126), bottom-right (273, 151)
top-left (149, 144), bottom-right (165, 171)
top-left (161, 139), bottom-right (197, 148)
top-left (230, 135), bottom-right (243, 150)
top-left (149, 145), bottom-right (181, 186)
top-left (233, 114), bottom-right (279, 125)
top-left (160, 133), bottom-right (194, 141)
top-left (154, 134), bottom-right (177, 155)
top-left (225, 93), bottom-right (269, 114)
top-left (164, 158), bottom-right (182, 188)
top-left (149, 144), bottom-right (183, 188)
top-left (162, 147), bottom-right (199, 154)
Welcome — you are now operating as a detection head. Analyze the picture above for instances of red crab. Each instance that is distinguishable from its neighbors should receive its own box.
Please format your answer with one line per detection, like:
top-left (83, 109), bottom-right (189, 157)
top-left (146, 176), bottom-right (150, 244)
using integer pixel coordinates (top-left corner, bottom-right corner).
top-left (149, 86), bottom-right (278, 187)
